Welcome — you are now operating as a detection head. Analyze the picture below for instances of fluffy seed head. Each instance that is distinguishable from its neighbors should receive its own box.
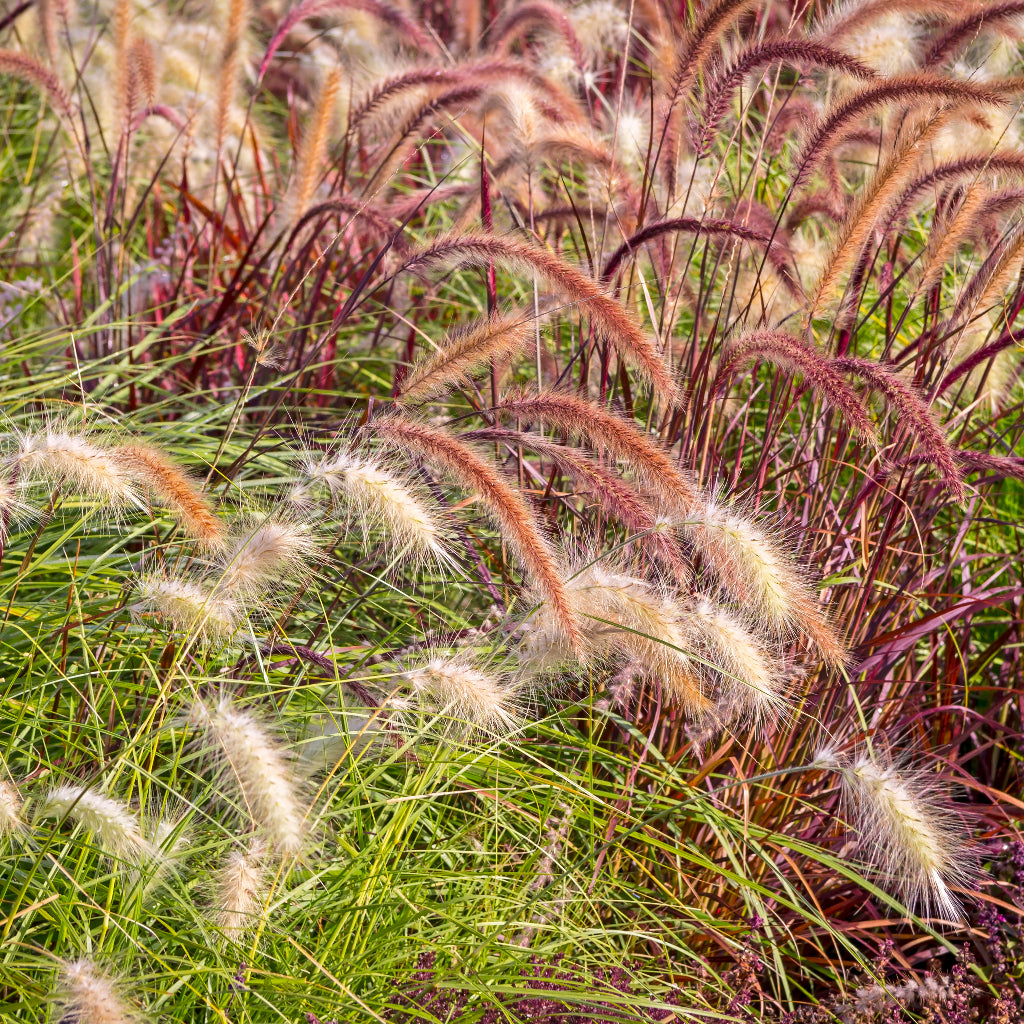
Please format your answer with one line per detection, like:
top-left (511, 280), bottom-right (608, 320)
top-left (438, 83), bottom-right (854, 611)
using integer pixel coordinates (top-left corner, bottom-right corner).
top-left (38, 785), bottom-right (156, 865)
top-left (401, 656), bottom-right (522, 737)
top-left (191, 697), bottom-right (306, 857)
top-left (17, 430), bottom-right (140, 507)
top-left (0, 779), bottom-right (22, 834)
top-left (686, 599), bottom-right (786, 725)
top-left (58, 959), bottom-right (139, 1024)
top-left (134, 574), bottom-right (241, 641)
top-left (522, 565), bottom-right (707, 712)
top-left (398, 307), bottom-right (536, 402)
top-left (217, 516), bottom-right (320, 595)
top-left (214, 837), bottom-right (267, 942)
top-left (112, 444), bottom-right (225, 550)
top-left (687, 497), bottom-right (846, 668)
top-left (825, 751), bottom-right (972, 921)
top-left (305, 450), bottom-right (450, 565)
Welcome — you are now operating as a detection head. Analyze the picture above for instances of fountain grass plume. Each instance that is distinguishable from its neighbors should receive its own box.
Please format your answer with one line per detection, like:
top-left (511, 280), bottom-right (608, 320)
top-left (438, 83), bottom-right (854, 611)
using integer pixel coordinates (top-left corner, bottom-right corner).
top-left (923, 2), bottom-right (1024, 67)
top-left (0, 49), bottom-right (76, 121)
top-left (287, 66), bottom-right (342, 226)
top-left (113, 443), bottom-right (225, 550)
top-left (191, 696), bottom-right (306, 857)
top-left (16, 429), bottom-right (141, 509)
top-left (819, 749), bottom-right (973, 922)
top-left (400, 234), bottom-right (681, 402)
top-left (0, 778), bottom-right (23, 834)
top-left (601, 216), bottom-right (801, 297)
top-left (374, 415), bottom-right (584, 656)
top-left (714, 330), bottom-right (877, 442)
top-left (491, 1), bottom-right (586, 69)
top-left (38, 785), bottom-right (158, 866)
top-left (463, 426), bottom-right (691, 582)
top-left (807, 112), bottom-right (954, 316)
top-left (217, 514), bottom-right (321, 597)
top-left (214, 836), bottom-right (267, 942)
top-left (689, 495), bottom-right (847, 668)
top-left (259, 0), bottom-right (437, 84)
top-left (686, 598), bottom-right (786, 726)
top-left (400, 655), bottom-right (522, 737)
top-left (303, 448), bottom-right (452, 566)
top-left (834, 358), bottom-right (966, 501)
top-left (133, 574), bottom-right (242, 641)
top-left (792, 76), bottom-right (1005, 193)
top-left (916, 185), bottom-right (987, 294)
top-left (57, 959), bottom-right (141, 1024)
top-left (493, 389), bottom-right (702, 512)
top-left (695, 40), bottom-right (877, 155)
top-left (216, 0), bottom-right (250, 156)
top-left (521, 564), bottom-right (707, 713)
top-left (398, 306), bottom-right (538, 402)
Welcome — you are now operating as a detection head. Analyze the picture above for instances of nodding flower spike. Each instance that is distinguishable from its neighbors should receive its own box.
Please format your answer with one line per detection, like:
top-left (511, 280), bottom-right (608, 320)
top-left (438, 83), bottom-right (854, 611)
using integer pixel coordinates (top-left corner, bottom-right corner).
top-left (16, 430), bottom-right (142, 509)
top-left (134, 574), bottom-right (241, 641)
top-left (38, 785), bottom-right (158, 866)
top-left (57, 959), bottom-right (140, 1024)
top-left (401, 656), bottom-right (522, 737)
top-left (0, 779), bottom-right (23, 834)
top-left (214, 837), bottom-right (267, 942)
top-left (216, 515), bottom-right (321, 597)
top-left (818, 749), bottom-right (973, 922)
top-left (305, 450), bottom-right (451, 566)
top-left (191, 697), bottom-right (306, 857)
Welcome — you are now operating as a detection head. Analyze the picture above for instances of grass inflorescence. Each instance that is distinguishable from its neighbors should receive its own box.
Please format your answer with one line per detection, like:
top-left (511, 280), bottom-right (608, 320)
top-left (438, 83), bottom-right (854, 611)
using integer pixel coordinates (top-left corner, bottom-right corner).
top-left (2, 0), bottom-right (1024, 1019)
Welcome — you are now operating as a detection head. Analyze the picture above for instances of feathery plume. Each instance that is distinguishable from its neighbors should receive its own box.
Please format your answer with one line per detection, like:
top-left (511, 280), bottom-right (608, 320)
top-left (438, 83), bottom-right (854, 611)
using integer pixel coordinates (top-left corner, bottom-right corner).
top-left (400, 234), bottom-right (680, 402)
top-left (191, 697), bottom-right (306, 857)
top-left (214, 837), bottom-right (267, 942)
top-left (521, 565), bottom-right (707, 712)
top-left (287, 66), bottom-right (342, 225)
top-left (401, 656), bottom-right (521, 736)
top-left (133, 574), bottom-right (241, 641)
top-left (687, 599), bottom-right (785, 724)
top-left (493, 390), bottom-right (702, 511)
top-left (17, 430), bottom-right (140, 507)
top-left (259, 0), bottom-right (436, 83)
top-left (304, 449), bottom-right (451, 565)
top-left (888, 154), bottom-right (1024, 231)
top-left (374, 416), bottom-right (583, 655)
top-left (917, 185), bottom-right (987, 294)
top-left (398, 306), bottom-right (537, 402)
top-left (690, 497), bottom-right (847, 667)
top-left (38, 785), bottom-right (156, 865)
top-left (57, 960), bottom-right (140, 1024)
top-left (348, 61), bottom-right (569, 132)
top-left (216, 0), bottom-right (250, 156)
top-left (112, 0), bottom-right (133, 133)
top-left (601, 216), bottom-right (800, 297)
top-left (792, 76), bottom-right (1005, 192)
top-left (665, 0), bottom-right (759, 105)
top-left (579, 567), bottom-right (708, 712)
top-left (463, 426), bottom-right (691, 581)
top-left (0, 49), bottom-right (76, 121)
top-left (923, 2), bottom-right (1024, 67)
top-left (834, 358), bottom-right (966, 501)
top-left (951, 221), bottom-right (1024, 332)
top-left (696, 40), bottom-right (877, 155)
top-left (714, 330), bottom-right (877, 441)
top-left (807, 112), bottom-right (952, 314)
top-left (113, 444), bottom-right (225, 549)
top-left (821, 750), bottom-right (972, 921)
top-left (0, 779), bottom-right (22, 834)
top-left (217, 516), bottom-right (320, 595)
top-left (491, 1), bottom-right (586, 68)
